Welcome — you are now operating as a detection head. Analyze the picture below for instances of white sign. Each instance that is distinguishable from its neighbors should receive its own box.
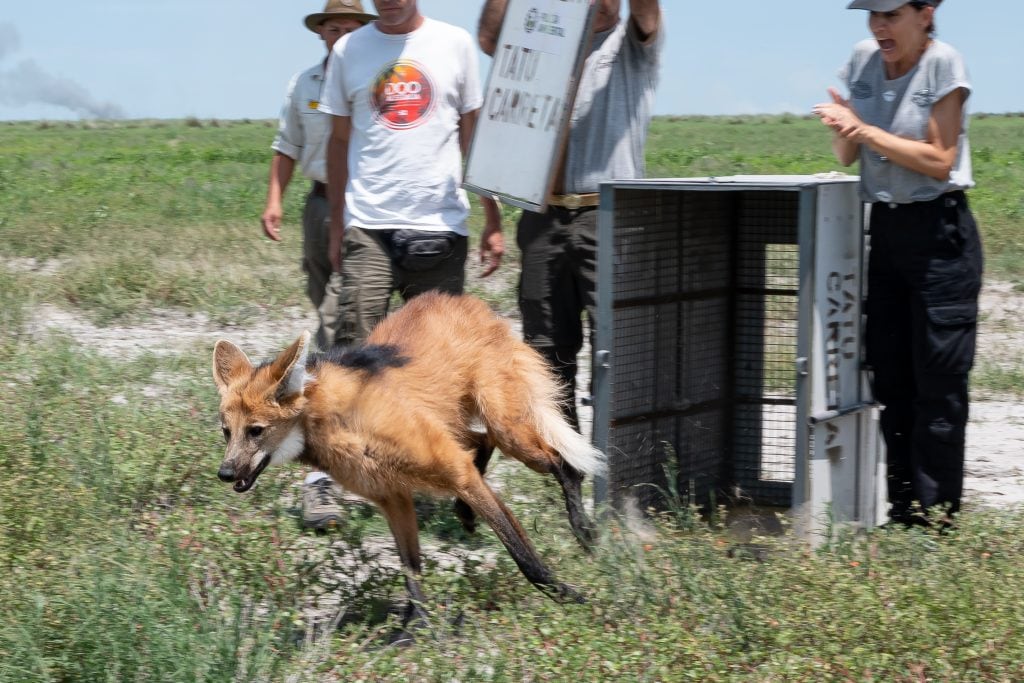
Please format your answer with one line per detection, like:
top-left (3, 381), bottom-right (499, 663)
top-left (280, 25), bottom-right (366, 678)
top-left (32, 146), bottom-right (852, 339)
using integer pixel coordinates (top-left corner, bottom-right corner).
top-left (464, 0), bottom-right (596, 211)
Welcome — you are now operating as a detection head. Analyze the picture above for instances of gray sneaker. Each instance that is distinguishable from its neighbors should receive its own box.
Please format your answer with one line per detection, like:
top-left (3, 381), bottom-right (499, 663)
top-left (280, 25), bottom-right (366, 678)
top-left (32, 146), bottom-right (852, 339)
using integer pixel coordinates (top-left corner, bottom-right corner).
top-left (301, 478), bottom-right (344, 529)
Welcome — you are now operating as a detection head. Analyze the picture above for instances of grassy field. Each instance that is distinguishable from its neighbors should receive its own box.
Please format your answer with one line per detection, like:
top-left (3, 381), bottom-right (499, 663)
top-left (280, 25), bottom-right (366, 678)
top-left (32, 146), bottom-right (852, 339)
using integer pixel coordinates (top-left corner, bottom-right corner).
top-left (2, 116), bottom-right (1024, 681)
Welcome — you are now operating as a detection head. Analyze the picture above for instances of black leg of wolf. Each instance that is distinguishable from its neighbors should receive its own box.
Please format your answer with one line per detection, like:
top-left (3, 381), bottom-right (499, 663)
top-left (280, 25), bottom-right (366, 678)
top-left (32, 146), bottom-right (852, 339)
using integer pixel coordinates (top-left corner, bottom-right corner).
top-left (552, 461), bottom-right (597, 551)
top-left (470, 488), bottom-right (585, 604)
top-left (454, 436), bottom-right (494, 534)
top-left (386, 551), bottom-right (434, 647)
top-left (376, 494), bottom-right (432, 645)
top-left (385, 576), bottom-right (429, 647)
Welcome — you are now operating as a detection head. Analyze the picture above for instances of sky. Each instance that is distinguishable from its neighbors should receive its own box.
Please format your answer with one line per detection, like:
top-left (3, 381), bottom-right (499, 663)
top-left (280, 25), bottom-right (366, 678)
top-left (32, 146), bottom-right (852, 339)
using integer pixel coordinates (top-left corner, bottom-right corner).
top-left (0, 1), bottom-right (1021, 122)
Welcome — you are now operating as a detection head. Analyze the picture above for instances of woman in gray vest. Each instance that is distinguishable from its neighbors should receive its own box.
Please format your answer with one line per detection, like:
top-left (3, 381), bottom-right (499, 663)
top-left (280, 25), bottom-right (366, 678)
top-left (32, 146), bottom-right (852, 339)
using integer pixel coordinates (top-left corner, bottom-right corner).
top-left (813, 0), bottom-right (982, 529)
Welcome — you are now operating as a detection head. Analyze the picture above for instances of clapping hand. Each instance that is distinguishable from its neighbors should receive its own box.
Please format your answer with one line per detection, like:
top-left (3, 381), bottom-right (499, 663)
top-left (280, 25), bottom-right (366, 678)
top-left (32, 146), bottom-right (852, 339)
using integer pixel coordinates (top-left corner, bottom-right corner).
top-left (813, 87), bottom-right (866, 141)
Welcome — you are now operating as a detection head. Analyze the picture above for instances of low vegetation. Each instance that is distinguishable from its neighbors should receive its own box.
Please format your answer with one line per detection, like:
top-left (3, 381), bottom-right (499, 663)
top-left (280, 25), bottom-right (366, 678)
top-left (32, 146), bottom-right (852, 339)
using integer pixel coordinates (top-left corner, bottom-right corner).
top-left (2, 115), bottom-right (1023, 681)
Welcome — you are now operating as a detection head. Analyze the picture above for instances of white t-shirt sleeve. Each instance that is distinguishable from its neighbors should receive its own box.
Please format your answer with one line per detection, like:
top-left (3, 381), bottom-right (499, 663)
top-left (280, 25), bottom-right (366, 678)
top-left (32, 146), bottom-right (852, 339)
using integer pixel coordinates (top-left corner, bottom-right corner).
top-left (320, 38), bottom-right (351, 116)
top-left (933, 45), bottom-right (972, 104)
top-left (457, 29), bottom-right (483, 114)
top-left (839, 39), bottom-right (878, 93)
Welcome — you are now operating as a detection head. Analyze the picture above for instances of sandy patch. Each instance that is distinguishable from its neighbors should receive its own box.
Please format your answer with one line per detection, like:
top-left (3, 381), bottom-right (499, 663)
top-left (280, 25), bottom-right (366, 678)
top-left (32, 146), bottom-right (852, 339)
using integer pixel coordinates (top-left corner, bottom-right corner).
top-left (18, 278), bottom-right (1024, 510)
top-left (24, 303), bottom-right (320, 360)
top-left (964, 401), bottom-right (1024, 507)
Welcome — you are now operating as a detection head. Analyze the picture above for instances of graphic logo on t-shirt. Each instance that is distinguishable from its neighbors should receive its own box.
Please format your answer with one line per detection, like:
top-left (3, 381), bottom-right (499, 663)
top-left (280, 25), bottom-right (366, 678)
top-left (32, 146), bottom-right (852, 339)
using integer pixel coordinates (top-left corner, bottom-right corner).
top-left (371, 60), bottom-right (436, 130)
top-left (911, 88), bottom-right (935, 107)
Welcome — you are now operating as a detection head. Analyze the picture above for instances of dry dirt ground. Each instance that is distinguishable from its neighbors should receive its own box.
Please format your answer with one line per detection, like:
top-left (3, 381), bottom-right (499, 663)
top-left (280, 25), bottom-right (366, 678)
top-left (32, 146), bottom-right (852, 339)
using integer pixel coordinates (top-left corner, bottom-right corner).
top-left (964, 281), bottom-right (1024, 507)
top-left (13, 255), bottom-right (1024, 511)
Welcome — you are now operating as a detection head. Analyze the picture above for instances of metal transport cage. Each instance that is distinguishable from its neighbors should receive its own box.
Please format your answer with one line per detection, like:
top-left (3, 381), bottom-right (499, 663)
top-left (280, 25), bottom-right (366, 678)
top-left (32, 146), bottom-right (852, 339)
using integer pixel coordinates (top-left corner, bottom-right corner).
top-left (591, 175), bottom-right (886, 537)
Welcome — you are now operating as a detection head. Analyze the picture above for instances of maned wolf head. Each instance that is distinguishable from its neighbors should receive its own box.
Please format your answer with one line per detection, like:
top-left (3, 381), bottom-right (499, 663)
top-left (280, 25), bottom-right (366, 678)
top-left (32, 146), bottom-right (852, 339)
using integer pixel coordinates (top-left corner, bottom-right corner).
top-left (211, 331), bottom-right (311, 492)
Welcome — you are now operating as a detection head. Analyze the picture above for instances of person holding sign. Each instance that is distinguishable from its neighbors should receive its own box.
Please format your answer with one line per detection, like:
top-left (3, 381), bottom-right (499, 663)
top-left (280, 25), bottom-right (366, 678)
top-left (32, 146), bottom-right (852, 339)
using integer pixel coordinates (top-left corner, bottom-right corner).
top-left (478, 0), bottom-right (663, 429)
top-left (319, 0), bottom-right (504, 347)
top-left (813, 0), bottom-right (982, 529)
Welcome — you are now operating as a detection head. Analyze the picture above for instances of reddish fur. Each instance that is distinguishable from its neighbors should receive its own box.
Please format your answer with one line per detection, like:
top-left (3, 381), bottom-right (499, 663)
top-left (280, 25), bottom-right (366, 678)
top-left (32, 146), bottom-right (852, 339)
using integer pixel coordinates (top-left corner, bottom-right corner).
top-left (212, 292), bottom-right (602, 609)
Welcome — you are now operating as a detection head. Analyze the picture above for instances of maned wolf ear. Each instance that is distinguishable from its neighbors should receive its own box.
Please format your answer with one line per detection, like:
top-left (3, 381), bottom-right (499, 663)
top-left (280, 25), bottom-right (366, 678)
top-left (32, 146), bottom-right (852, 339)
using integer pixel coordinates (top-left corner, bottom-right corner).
top-left (268, 330), bottom-right (311, 402)
top-left (212, 340), bottom-right (253, 395)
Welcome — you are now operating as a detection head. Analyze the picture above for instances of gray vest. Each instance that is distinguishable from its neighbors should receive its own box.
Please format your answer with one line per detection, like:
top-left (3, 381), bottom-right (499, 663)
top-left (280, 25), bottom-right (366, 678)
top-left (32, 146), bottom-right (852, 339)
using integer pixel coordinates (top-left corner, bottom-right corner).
top-left (841, 39), bottom-right (974, 204)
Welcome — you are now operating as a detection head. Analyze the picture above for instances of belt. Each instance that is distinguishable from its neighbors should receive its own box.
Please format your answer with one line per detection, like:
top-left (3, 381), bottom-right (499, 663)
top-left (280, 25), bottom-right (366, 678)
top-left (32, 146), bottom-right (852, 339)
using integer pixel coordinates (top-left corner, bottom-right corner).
top-left (547, 192), bottom-right (599, 209)
top-left (875, 189), bottom-right (964, 210)
top-left (311, 181), bottom-right (327, 197)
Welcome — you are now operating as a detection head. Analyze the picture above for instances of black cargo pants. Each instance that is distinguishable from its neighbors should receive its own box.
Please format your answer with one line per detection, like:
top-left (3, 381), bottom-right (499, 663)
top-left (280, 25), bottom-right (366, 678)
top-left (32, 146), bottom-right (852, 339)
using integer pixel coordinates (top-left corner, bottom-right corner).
top-left (865, 191), bottom-right (983, 518)
top-left (517, 205), bottom-right (599, 430)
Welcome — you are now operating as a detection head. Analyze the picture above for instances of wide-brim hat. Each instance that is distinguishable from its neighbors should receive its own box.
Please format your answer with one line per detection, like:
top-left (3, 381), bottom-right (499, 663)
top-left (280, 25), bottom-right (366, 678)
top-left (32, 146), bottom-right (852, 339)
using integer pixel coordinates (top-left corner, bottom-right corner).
top-left (304, 0), bottom-right (377, 32)
top-left (847, 0), bottom-right (941, 10)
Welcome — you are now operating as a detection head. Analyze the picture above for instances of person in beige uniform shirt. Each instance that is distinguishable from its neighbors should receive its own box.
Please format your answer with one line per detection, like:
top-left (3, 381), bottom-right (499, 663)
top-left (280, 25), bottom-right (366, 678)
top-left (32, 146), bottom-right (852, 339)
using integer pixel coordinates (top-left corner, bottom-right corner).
top-left (261, 0), bottom-right (376, 530)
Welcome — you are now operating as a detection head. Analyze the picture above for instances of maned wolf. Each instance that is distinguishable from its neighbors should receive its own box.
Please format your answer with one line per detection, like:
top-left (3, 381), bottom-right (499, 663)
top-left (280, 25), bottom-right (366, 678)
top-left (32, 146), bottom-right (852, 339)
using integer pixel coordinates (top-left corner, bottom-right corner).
top-left (211, 292), bottom-right (606, 612)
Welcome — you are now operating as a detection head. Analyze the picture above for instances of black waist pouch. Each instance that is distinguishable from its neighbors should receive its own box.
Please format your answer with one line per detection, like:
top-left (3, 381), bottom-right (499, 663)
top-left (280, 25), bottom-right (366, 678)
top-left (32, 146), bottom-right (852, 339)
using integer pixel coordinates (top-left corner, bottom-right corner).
top-left (389, 229), bottom-right (458, 271)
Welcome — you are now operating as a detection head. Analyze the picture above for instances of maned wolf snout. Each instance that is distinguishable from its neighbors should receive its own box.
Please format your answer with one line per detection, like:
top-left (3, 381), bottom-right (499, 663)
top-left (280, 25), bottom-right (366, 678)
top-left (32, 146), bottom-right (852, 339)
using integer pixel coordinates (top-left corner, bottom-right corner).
top-left (210, 292), bottom-right (605, 616)
top-left (217, 464), bottom-right (235, 482)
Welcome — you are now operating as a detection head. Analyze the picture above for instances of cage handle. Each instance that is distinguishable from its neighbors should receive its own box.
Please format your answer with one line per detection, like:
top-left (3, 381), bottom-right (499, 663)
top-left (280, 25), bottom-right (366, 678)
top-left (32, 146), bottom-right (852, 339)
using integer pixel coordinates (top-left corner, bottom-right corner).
top-left (808, 402), bottom-right (877, 425)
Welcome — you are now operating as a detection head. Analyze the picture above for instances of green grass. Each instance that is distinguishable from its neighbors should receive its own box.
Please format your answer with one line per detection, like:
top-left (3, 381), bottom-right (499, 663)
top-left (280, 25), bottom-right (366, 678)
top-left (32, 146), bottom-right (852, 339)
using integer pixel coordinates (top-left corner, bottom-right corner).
top-left (973, 361), bottom-right (1024, 399)
top-left (2, 115), bottom-right (1022, 322)
top-left (645, 114), bottom-right (1024, 280)
top-left (2, 346), bottom-right (1023, 681)
top-left (2, 116), bottom-right (1024, 680)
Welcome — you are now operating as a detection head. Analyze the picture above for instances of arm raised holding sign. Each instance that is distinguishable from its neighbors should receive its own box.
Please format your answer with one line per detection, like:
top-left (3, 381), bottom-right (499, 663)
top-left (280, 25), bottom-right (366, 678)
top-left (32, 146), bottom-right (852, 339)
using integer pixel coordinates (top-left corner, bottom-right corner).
top-left (477, 0), bottom-right (507, 57)
top-left (624, 0), bottom-right (661, 41)
top-left (479, 0), bottom-right (661, 57)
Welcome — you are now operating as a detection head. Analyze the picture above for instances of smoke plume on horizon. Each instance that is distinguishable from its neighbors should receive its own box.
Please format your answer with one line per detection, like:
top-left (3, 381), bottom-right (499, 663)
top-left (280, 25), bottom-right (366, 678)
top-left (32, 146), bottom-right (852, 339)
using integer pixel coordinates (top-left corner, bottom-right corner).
top-left (0, 22), bottom-right (126, 119)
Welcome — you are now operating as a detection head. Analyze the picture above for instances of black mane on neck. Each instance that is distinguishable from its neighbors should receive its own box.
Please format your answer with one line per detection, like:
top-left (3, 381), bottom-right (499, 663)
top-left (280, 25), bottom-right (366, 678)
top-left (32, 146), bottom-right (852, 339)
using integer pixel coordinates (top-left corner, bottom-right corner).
top-left (308, 344), bottom-right (409, 375)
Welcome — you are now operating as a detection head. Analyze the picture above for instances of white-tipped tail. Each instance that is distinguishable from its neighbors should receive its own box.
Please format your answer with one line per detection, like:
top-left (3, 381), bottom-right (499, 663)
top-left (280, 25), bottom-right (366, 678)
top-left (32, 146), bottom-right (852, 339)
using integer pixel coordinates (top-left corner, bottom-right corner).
top-left (534, 401), bottom-right (607, 477)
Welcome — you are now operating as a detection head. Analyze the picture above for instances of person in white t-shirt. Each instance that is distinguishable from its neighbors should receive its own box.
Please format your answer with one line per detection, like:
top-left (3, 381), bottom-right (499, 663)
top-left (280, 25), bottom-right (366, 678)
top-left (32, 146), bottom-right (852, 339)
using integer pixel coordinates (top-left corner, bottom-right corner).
top-left (261, 0), bottom-right (377, 531)
top-left (319, 0), bottom-right (503, 346)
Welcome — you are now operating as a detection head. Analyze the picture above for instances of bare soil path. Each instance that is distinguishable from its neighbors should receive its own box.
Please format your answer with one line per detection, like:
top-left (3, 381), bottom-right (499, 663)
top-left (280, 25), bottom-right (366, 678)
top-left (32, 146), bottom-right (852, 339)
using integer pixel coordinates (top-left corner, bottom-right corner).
top-left (16, 260), bottom-right (1024, 511)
